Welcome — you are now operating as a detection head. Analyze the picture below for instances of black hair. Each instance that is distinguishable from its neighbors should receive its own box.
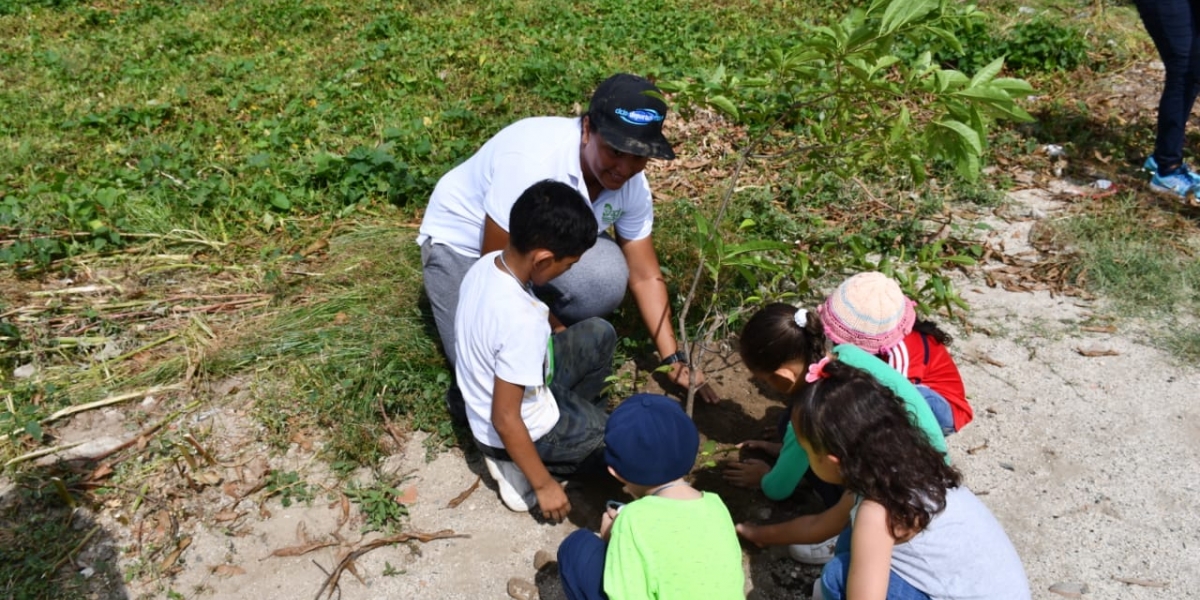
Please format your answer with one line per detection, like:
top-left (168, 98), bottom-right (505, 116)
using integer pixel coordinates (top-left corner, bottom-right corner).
top-left (913, 319), bottom-right (953, 346)
top-left (508, 180), bottom-right (597, 260)
top-left (739, 303), bottom-right (827, 373)
top-left (792, 360), bottom-right (960, 538)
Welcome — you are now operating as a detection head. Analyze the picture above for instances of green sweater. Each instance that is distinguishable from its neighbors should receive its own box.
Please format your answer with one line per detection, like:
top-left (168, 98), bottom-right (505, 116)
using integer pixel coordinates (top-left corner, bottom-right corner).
top-left (604, 492), bottom-right (744, 599)
top-left (760, 344), bottom-right (949, 501)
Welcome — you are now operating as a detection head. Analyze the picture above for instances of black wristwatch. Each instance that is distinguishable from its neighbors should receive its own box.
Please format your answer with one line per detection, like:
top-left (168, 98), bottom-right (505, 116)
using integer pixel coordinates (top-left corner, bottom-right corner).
top-left (661, 350), bottom-right (688, 366)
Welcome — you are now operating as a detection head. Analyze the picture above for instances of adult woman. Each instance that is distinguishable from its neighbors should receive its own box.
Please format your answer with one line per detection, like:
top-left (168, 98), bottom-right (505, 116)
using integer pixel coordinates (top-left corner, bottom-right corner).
top-left (418, 73), bottom-right (714, 415)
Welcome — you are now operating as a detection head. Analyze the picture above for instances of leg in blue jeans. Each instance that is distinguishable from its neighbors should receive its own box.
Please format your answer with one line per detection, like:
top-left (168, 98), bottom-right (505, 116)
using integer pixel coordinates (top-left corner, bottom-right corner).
top-left (1135, 0), bottom-right (1200, 171)
top-left (536, 318), bottom-right (616, 476)
top-left (535, 235), bottom-right (629, 326)
top-left (820, 526), bottom-right (931, 600)
top-left (916, 384), bottom-right (956, 436)
top-left (558, 529), bottom-right (609, 600)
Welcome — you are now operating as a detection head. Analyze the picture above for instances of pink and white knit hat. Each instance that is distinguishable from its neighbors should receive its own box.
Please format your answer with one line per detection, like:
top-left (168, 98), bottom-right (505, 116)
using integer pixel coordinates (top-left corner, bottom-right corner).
top-left (819, 272), bottom-right (916, 354)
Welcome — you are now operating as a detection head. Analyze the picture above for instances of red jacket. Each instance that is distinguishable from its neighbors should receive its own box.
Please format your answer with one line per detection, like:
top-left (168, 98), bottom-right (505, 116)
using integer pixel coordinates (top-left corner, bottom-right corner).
top-left (885, 331), bottom-right (973, 431)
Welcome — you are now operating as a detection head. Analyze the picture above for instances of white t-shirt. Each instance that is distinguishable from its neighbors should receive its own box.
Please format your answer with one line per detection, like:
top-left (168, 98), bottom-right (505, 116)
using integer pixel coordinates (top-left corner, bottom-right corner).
top-left (454, 251), bottom-right (560, 448)
top-left (417, 116), bottom-right (655, 257)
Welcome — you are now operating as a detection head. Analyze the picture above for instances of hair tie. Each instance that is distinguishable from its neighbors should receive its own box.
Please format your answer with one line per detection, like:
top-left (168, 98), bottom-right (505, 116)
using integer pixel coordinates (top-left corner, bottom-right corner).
top-left (793, 308), bottom-right (808, 328)
top-left (805, 356), bottom-right (832, 383)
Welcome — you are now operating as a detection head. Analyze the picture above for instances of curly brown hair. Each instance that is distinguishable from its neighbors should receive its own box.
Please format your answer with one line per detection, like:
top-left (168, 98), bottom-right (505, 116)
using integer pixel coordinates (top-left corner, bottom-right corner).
top-left (791, 360), bottom-right (960, 537)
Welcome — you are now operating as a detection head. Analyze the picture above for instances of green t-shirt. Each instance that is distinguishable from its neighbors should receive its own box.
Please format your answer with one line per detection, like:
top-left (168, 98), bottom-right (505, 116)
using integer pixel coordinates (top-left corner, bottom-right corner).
top-left (760, 344), bottom-right (949, 501)
top-left (604, 492), bottom-right (744, 599)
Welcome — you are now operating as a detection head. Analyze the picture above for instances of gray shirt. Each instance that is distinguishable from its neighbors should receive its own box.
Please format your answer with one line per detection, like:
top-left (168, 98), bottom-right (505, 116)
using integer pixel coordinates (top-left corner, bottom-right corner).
top-left (853, 486), bottom-right (1031, 599)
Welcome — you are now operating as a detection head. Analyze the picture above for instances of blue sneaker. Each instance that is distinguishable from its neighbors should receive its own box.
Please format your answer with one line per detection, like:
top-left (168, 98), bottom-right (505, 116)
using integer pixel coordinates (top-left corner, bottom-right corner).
top-left (1149, 166), bottom-right (1200, 199)
top-left (1143, 156), bottom-right (1200, 186)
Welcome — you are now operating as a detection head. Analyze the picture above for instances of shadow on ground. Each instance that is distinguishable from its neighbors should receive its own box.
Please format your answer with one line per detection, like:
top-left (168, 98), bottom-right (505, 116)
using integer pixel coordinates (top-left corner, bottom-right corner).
top-left (0, 464), bottom-right (128, 600)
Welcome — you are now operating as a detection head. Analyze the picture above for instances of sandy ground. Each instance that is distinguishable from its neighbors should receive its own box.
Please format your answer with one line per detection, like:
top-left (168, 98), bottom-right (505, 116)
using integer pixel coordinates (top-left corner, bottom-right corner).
top-left (82, 181), bottom-right (1193, 600)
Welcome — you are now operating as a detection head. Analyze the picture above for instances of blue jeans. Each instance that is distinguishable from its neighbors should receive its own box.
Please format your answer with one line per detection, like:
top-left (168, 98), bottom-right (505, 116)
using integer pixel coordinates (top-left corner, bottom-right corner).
top-left (820, 527), bottom-right (931, 600)
top-left (476, 317), bottom-right (615, 476)
top-left (534, 234), bottom-right (628, 326)
top-left (916, 384), bottom-right (956, 436)
top-left (558, 529), bottom-right (609, 600)
top-left (1135, 0), bottom-right (1200, 171)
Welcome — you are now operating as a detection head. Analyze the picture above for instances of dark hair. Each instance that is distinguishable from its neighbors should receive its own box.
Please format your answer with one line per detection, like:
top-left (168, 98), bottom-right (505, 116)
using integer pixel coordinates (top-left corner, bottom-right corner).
top-left (739, 303), bottom-right (827, 373)
top-left (913, 319), bottom-right (953, 346)
top-left (508, 180), bottom-right (597, 259)
top-left (792, 360), bottom-right (960, 538)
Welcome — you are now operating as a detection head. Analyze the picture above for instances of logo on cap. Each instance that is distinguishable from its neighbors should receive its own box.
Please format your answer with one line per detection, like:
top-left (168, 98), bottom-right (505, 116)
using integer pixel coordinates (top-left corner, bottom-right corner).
top-left (614, 108), bottom-right (664, 126)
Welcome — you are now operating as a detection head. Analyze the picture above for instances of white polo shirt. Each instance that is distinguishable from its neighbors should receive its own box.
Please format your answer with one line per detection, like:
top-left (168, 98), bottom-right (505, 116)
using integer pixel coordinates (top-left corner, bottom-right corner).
top-left (417, 117), bottom-right (655, 257)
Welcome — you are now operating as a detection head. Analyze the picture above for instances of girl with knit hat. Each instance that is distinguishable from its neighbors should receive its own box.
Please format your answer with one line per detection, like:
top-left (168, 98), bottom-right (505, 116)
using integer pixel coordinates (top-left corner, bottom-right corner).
top-left (725, 300), bottom-right (948, 564)
top-left (819, 271), bottom-right (972, 435)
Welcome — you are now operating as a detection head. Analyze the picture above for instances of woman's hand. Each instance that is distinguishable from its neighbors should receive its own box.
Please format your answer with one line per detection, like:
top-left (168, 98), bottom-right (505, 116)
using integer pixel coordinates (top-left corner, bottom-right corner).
top-left (669, 363), bottom-right (719, 403)
top-left (723, 458), bottom-right (771, 489)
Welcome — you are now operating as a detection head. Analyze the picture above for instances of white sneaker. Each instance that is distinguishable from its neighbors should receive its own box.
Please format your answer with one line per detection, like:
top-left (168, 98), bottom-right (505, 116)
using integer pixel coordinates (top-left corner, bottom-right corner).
top-left (787, 535), bottom-right (838, 565)
top-left (484, 456), bottom-right (537, 512)
top-left (811, 579), bottom-right (826, 600)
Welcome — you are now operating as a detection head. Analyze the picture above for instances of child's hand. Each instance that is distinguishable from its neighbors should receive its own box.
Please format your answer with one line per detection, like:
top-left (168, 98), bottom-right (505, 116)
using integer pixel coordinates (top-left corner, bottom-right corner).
top-left (599, 505), bottom-right (619, 541)
top-left (737, 440), bottom-right (783, 457)
top-left (534, 481), bottom-right (571, 523)
top-left (723, 458), bottom-right (770, 488)
top-left (735, 522), bottom-right (766, 548)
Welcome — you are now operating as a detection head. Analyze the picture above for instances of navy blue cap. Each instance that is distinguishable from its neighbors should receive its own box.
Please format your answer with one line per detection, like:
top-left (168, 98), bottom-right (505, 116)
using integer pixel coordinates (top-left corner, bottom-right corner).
top-left (604, 393), bottom-right (699, 486)
top-left (588, 74), bottom-right (676, 160)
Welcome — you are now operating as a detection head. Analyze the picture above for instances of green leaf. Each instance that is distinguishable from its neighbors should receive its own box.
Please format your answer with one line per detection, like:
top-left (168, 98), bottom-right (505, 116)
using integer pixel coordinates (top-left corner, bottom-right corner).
top-left (991, 77), bottom-right (1036, 96)
top-left (880, 0), bottom-right (938, 36)
top-left (889, 106), bottom-right (911, 143)
top-left (933, 119), bottom-right (982, 157)
top-left (270, 192), bottom-right (292, 210)
top-left (924, 26), bottom-right (963, 54)
top-left (25, 421), bottom-right (42, 440)
top-left (708, 95), bottom-right (739, 119)
top-left (968, 57), bottom-right (1004, 88)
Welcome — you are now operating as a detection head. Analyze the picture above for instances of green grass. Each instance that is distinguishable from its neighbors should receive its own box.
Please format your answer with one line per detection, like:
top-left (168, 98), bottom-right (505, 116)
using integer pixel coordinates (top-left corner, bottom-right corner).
top-left (1052, 192), bottom-right (1200, 359)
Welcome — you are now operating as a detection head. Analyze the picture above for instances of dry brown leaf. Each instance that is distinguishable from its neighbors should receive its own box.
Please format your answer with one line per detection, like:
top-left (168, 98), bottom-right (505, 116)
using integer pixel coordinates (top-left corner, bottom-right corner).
top-left (211, 564), bottom-right (245, 577)
top-left (195, 471), bottom-right (222, 486)
top-left (1082, 325), bottom-right (1117, 334)
top-left (332, 311), bottom-right (349, 325)
top-left (87, 464), bottom-right (114, 481)
top-left (222, 482), bottom-right (241, 498)
top-left (213, 510), bottom-right (242, 522)
top-left (1075, 346), bottom-right (1119, 357)
top-left (160, 536), bottom-right (192, 571)
top-left (268, 540), bottom-right (337, 558)
top-left (447, 476), bottom-right (482, 509)
top-left (1111, 576), bottom-right (1168, 588)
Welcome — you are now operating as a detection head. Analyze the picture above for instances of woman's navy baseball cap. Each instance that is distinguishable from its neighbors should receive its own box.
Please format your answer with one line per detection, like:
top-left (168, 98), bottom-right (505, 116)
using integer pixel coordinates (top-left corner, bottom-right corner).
top-left (588, 73), bottom-right (676, 160)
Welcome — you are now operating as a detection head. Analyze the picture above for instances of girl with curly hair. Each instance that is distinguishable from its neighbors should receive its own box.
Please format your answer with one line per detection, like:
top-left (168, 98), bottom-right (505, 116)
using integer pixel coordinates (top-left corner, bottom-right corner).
top-left (794, 359), bottom-right (1029, 600)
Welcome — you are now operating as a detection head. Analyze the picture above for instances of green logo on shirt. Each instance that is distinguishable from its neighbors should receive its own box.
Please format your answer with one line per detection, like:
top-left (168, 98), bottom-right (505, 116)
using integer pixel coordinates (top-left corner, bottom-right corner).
top-left (601, 204), bottom-right (624, 226)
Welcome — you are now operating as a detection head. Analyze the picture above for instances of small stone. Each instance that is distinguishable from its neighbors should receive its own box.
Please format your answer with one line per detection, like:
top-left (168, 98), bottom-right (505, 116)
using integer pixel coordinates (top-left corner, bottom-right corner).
top-left (999, 462), bottom-right (1015, 471)
top-left (1048, 582), bottom-right (1088, 598)
top-left (533, 549), bottom-right (555, 571)
top-left (13, 364), bottom-right (36, 379)
top-left (507, 577), bottom-right (539, 600)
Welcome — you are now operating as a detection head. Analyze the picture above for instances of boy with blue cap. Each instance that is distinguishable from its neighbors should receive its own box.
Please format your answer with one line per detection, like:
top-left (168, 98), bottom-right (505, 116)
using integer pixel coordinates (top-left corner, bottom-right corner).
top-left (556, 394), bottom-right (744, 600)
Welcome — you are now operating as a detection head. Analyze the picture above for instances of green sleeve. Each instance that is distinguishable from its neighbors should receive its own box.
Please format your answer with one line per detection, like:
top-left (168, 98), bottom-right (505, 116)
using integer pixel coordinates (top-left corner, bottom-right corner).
top-left (761, 422), bottom-right (809, 501)
top-left (834, 344), bottom-right (949, 458)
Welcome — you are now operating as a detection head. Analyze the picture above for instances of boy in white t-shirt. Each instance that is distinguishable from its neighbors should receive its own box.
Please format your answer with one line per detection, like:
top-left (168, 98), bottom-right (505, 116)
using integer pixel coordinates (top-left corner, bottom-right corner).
top-left (455, 179), bottom-right (616, 521)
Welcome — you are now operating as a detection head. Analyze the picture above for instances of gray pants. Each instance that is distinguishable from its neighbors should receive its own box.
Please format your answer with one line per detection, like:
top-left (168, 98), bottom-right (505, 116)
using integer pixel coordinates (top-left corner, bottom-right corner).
top-left (421, 235), bottom-right (629, 369)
